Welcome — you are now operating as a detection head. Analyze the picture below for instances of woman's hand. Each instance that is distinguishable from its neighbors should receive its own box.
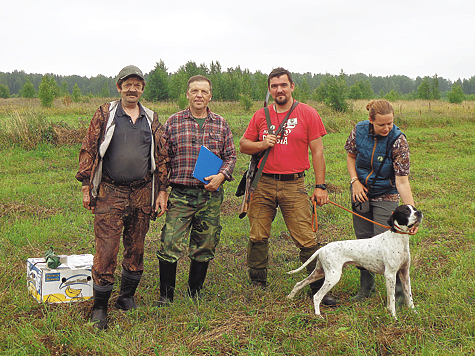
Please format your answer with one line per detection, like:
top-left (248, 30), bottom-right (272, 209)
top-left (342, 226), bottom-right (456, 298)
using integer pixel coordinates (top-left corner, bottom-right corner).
top-left (352, 181), bottom-right (369, 202)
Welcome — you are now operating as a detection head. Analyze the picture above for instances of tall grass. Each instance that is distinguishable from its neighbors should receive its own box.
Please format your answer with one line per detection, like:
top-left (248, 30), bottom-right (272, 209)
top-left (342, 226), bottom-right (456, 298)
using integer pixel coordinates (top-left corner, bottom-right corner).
top-left (0, 98), bottom-right (474, 355)
top-left (0, 105), bottom-right (88, 149)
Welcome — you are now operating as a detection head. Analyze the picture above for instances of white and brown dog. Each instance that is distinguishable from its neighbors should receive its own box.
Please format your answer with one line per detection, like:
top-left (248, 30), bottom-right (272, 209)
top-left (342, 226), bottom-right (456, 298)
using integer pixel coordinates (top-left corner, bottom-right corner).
top-left (287, 204), bottom-right (423, 319)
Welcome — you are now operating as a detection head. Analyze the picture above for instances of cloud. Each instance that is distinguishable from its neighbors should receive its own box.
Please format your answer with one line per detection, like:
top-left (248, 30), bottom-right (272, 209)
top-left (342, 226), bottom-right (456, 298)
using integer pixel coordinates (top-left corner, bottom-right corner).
top-left (1, 0), bottom-right (473, 81)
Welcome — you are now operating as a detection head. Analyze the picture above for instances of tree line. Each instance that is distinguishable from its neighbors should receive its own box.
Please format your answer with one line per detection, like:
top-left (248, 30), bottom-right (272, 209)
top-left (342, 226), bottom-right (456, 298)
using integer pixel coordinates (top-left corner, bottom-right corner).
top-left (0, 60), bottom-right (473, 108)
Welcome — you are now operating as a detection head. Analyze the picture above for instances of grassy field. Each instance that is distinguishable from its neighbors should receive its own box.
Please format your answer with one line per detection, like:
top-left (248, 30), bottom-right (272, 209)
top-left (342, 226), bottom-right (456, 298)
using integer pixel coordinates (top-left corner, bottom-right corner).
top-left (0, 98), bottom-right (474, 355)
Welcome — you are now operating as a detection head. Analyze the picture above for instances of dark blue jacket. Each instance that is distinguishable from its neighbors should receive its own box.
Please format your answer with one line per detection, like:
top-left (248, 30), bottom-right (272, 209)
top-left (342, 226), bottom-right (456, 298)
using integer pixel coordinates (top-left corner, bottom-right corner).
top-left (355, 120), bottom-right (403, 198)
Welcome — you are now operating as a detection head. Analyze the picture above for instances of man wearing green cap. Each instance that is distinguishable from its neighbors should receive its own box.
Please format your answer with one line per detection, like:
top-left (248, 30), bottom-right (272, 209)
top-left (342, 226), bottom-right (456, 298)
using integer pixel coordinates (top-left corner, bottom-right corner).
top-left (76, 65), bottom-right (169, 330)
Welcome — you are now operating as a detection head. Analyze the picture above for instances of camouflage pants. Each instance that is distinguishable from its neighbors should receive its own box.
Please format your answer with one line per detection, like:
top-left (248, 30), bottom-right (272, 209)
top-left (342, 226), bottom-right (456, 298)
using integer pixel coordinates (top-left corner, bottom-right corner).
top-left (157, 185), bottom-right (223, 263)
top-left (92, 181), bottom-right (152, 286)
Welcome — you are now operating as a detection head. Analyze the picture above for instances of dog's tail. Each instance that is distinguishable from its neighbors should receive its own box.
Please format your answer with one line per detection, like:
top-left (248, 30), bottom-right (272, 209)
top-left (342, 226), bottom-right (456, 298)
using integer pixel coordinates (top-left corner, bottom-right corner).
top-left (287, 249), bottom-right (321, 274)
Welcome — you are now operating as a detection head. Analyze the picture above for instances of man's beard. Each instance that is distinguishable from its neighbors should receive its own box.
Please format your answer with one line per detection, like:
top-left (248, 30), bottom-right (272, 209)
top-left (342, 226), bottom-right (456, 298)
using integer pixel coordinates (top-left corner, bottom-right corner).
top-left (274, 95), bottom-right (288, 105)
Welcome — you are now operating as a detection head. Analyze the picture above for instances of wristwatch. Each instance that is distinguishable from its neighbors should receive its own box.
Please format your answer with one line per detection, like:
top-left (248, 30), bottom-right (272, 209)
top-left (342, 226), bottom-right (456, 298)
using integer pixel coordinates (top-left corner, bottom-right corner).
top-left (315, 184), bottom-right (327, 190)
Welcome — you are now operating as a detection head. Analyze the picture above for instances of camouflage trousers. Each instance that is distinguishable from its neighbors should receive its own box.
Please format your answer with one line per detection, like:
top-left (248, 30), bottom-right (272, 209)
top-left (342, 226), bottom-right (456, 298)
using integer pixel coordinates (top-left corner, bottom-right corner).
top-left (92, 180), bottom-right (152, 286)
top-left (157, 185), bottom-right (224, 264)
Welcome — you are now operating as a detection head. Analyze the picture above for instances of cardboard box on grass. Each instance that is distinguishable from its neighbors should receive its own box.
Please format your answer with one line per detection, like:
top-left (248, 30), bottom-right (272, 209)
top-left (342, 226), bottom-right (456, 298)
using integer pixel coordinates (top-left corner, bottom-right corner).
top-left (27, 254), bottom-right (94, 303)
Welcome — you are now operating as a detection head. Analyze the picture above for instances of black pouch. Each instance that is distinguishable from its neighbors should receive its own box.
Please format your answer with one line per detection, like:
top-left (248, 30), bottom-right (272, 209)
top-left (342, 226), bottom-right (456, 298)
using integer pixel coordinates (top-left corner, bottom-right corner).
top-left (235, 170), bottom-right (247, 197)
top-left (350, 185), bottom-right (370, 214)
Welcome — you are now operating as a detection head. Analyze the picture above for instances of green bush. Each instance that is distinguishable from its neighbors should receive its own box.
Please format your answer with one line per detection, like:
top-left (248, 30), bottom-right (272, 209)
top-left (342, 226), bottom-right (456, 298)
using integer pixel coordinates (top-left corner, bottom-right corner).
top-left (313, 73), bottom-right (349, 112)
top-left (177, 93), bottom-right (189, 110)
top-left (239, 93), bottom-right (253, 112)
top-left (385, 89), bottom-right (401, 102)
top-left (0, 84), bottom-right (10, 99)
top-left (72, 83), bottom-right (82, 103)
top-left (21, 79), bottom-right (36, 98)
top-left (144, 60), bottom-right (170, 101)
top-left (447, 84), bottom-right (464, 104)
top-left (99, 82), bottom-right (110, 98)
top-left (38, 75), bottom-right (55, 108)
top-left (348, 80), bottom-right (373, 100)
top-left (324, 75), bottom-right (349, 112)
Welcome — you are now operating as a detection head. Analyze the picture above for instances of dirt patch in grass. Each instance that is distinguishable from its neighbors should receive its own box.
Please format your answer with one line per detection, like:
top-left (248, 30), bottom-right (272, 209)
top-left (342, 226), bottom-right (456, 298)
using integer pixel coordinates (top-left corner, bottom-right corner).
top-left (0, 203), bottom-right (57, 219)
top-left (375, 324), bottom-right (424, 355)
top-left (220, 197), bottom-right (242, 217)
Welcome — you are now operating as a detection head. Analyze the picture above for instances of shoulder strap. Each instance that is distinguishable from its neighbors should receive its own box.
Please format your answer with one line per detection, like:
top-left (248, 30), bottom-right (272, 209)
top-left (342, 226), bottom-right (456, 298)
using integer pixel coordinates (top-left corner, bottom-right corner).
top-left (265, 101), bottom-right (299, 136)
top-left (264, 106), bottom-right (272, 133)
top-left (251, 101), bottom-right (299, 189)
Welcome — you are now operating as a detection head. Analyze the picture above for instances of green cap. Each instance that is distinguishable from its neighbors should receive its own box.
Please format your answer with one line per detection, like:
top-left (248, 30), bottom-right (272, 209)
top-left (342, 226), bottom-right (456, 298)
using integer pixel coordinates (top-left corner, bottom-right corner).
top-left (117, 65), bottom-right (144, 81)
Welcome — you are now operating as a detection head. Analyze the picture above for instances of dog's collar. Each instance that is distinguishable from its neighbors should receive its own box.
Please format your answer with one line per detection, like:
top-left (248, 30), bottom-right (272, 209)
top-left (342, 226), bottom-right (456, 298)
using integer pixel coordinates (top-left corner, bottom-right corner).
top-left (393, 221), bottom-right (410, 234)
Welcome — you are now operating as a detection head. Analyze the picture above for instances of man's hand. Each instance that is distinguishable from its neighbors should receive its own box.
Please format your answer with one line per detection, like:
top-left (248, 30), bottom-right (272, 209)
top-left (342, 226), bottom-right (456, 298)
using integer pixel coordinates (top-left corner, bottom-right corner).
top-left (155, 190), bottom-right (169, 218)
top-left (311, 187), bottom-right (329, 206)
top-left (262, 134), bottom-right (277, 149)
top-left (81, 186), bottom-right (92, 210)
top-left (204, 173), bottom-right (225, 192)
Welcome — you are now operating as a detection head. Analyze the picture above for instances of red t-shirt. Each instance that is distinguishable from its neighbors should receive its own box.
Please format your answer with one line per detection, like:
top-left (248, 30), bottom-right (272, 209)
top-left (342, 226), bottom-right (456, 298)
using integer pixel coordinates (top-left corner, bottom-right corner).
top-left (243, 102), bottom-right (326, 174)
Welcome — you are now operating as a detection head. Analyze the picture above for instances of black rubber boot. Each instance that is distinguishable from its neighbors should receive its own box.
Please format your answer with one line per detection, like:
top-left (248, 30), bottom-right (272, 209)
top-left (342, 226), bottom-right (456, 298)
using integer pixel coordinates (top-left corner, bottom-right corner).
top-left (158, 260), bottom-right (177, 306)
top-left (395, 273), bottom-right (405, 307)
top-left (247, 240), bottom-right (269, 288)
top-left (91, 284), bottom-right (113, 330)
top-left (187, 260), bottom-right (209, 298)
top-left (115, 269), bottom-right (142, 311)
top-left (350, 269), bottom-right (375, 302)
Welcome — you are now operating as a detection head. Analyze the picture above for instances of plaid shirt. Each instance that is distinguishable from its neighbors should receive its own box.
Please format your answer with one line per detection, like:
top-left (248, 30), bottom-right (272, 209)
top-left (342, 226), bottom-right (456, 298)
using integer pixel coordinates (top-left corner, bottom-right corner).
top-left (164, 107), bottom-right (236, 187)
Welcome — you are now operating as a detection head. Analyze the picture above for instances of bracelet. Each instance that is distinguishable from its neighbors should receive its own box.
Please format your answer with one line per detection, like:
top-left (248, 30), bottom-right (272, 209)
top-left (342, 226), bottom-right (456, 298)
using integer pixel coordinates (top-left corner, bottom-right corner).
top-left (350, 177), bottom-right (359, 185)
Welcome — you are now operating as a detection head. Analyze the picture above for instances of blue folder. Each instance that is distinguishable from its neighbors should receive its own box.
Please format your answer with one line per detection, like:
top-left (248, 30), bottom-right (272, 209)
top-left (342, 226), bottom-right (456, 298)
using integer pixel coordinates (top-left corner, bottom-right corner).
top-left (192, 145), bottom-right (223, 185)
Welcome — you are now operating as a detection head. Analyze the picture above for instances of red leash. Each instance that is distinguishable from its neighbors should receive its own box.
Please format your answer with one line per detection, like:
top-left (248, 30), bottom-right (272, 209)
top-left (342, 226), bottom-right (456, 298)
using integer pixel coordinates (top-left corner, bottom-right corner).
top-left (312, 200), bottom-right (391, 232)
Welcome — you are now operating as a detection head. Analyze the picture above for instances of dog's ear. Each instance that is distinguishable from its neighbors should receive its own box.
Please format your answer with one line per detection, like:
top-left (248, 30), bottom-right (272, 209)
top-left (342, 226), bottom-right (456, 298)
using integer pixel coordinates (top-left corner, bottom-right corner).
top-left (387, 212), bottom-right (395, 229)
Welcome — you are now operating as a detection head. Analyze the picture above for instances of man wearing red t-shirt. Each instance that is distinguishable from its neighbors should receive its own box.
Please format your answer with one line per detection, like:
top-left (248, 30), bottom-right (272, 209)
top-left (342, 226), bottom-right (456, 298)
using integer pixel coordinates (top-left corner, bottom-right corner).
top-left (239, 67), bottom-right (335, 305)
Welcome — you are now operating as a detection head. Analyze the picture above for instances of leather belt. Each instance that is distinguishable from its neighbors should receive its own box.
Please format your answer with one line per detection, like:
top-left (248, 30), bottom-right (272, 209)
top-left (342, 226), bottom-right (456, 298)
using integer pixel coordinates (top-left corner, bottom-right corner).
top-left (262, 172), bottom-right (304, 181)
top-left (102, 173), bottom-right (151, 189)
top-left (170, 183), bottom-right (204, 190)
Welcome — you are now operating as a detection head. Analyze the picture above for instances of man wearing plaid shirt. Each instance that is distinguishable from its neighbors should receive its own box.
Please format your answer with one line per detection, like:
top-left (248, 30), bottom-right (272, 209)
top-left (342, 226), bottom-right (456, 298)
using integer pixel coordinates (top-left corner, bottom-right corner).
top-left (157, 75), bottom-right (236, 304)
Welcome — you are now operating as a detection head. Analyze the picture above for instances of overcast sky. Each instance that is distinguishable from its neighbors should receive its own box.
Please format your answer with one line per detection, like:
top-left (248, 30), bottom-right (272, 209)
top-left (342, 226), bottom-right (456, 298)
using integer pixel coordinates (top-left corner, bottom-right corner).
top-left (2, 0), bottom-right (473, 82)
